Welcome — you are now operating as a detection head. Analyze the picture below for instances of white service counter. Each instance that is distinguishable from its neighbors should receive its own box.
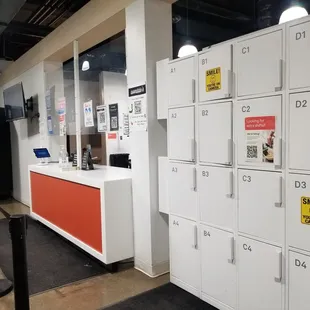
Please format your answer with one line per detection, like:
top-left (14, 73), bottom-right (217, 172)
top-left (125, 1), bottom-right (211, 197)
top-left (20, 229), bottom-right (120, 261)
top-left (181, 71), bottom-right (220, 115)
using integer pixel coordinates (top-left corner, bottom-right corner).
top-left (28, 164), bottom-right (134, 265)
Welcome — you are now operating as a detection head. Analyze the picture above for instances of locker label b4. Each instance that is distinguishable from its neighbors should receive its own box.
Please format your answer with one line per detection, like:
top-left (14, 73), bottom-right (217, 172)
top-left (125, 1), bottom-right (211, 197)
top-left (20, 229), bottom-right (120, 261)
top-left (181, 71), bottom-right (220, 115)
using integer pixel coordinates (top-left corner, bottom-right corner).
top-left (206, 67), bottom-right (221, 92)
top-left (301, 196), bottom-right (310, 225)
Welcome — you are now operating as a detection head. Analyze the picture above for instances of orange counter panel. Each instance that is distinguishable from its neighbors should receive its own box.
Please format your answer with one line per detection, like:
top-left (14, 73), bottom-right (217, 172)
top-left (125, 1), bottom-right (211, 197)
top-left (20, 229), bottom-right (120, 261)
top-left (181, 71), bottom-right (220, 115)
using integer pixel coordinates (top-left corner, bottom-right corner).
top-left (30, 172), bottom-right (102, 253)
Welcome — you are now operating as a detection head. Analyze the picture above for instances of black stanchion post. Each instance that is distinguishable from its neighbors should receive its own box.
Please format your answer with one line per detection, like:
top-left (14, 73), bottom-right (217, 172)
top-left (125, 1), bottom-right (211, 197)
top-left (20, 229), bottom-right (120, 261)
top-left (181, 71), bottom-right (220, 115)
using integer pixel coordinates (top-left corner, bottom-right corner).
top-left (9, 215), bottom-right (30, 310)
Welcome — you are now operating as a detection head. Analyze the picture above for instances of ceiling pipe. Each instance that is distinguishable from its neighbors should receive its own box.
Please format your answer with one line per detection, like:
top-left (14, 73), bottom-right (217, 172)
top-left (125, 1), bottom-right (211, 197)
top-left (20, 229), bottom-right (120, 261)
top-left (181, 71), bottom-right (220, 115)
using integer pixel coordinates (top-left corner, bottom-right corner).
top-left (37, 0), bottom-right (67, 26)
top-left (28, 0), bottom-right (53, 24)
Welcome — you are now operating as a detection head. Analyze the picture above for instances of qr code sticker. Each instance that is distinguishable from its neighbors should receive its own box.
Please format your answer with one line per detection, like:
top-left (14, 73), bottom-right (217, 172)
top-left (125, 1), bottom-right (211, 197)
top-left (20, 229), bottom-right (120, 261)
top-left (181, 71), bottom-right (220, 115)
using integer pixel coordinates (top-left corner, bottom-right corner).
top-left (111, 116), bottom-right (118, 129)
top-left (99, 111), bottom-right (105, 124)
top-left (247, 145), bottom-right (258, 159)
top-left (134, 100), bottom-right (142, 114)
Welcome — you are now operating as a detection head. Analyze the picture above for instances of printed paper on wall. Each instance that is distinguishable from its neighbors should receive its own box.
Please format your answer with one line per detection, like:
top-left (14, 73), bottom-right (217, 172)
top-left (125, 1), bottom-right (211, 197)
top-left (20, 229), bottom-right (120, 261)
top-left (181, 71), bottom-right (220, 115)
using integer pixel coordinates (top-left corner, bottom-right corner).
top-left (245, 116), bottom-right (275, 163)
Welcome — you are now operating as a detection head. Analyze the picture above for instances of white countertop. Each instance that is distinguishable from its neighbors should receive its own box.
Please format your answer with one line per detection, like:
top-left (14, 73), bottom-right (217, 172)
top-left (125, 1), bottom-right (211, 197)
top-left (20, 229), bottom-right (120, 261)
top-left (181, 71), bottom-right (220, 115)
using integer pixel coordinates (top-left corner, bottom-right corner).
top-left (29, 163), bottom-right (132, 188)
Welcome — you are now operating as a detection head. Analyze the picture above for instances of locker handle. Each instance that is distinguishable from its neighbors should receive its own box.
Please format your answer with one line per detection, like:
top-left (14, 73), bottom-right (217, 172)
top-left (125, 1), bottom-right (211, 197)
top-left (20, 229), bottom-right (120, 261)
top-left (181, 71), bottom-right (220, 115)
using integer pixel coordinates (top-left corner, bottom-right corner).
top-left (192, 224), bottom-right (198, 249)
top-left (274, 250), bottom-right (282, 283)
top-left (191, 138), bottom-right (195, 162)
top-left (275, 176), bottom-right (283, 208)
top-left (274, 137), bottom-right (282, 169)
top-left (225, 138), bottom-right (233, 165)
top-left (226, 171), bottom-right (234, 198)
top-left (225, 70), bottom-right (233, 98)
top-left (275, 59), bottom-right (283, 91)
top-left (228, 236), bottom-right (235, 264)
top-left (192, 167), bottom-right (197, 191)
top-left (192, 79), bottom-right (196, 103)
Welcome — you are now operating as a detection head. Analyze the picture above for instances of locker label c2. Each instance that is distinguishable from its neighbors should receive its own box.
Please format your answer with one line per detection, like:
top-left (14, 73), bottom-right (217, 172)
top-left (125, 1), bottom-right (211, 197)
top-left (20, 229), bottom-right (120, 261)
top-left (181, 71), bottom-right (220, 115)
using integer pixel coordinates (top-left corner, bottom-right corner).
top-left (206, 67), bottom-right (221, 92)
top-left (301, 196), bottom-right (310, 225)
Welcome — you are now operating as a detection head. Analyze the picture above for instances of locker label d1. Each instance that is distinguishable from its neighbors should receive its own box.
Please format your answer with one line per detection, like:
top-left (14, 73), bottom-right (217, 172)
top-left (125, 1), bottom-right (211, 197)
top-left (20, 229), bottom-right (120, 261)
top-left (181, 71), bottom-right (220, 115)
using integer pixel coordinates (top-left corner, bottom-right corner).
top-left (301, 196), bottom-right (310, 225)
top-left (296, 31), bottom-right (306, 40)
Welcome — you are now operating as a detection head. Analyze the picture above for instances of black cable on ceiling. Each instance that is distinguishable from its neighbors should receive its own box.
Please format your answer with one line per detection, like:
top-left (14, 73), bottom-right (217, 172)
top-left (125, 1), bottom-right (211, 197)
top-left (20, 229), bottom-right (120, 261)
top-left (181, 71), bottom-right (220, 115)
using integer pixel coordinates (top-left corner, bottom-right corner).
top-left (34, 0), bottom-right (66, 25)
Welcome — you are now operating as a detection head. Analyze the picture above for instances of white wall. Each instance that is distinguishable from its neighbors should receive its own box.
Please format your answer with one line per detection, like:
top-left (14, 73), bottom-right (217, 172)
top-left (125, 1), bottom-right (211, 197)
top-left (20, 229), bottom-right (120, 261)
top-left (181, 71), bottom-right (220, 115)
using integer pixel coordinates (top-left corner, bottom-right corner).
top-left (100, 71), bottom-right (130, 164)
top-left (0, 62), bottom-right (45, 206)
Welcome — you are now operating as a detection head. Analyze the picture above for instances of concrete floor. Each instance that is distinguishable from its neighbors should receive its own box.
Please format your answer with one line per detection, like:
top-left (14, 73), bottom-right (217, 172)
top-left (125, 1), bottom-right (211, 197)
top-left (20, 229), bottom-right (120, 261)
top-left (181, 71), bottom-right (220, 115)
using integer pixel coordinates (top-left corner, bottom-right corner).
top-left (0, 201), bottom-right (169, 310)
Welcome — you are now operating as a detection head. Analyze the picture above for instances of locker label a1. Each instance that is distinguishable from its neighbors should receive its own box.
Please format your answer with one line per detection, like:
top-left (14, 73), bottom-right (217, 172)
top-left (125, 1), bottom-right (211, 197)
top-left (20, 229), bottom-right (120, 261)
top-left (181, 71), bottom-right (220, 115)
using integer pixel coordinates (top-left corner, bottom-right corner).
top-left (301, 196), bottom-right (310, 225)
top-left (206, 67), bottom-right (221, 92)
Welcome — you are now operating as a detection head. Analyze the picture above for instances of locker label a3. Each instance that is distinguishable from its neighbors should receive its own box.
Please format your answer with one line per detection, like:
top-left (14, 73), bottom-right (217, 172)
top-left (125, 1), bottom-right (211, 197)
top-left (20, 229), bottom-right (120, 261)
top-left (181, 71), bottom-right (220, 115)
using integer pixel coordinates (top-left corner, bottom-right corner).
top-left (301, 196), bottom-right (310, 225)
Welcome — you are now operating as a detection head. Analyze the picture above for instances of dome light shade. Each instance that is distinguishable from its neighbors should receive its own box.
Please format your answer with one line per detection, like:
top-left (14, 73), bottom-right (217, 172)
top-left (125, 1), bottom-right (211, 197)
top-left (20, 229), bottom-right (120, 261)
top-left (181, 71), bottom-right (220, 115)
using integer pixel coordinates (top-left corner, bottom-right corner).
top-left (178, 43), bottom-right (198, 58)
top-left (82, 60), bottom-right (90, 71)
top-left (279, 6), bottom-right (308, 24)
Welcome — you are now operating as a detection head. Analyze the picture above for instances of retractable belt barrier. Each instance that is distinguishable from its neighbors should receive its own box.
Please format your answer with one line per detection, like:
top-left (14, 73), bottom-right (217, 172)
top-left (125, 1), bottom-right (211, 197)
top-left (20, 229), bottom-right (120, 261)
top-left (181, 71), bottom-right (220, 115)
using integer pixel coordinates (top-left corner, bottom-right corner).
top-left (0, 208), bottom-right (30, 310)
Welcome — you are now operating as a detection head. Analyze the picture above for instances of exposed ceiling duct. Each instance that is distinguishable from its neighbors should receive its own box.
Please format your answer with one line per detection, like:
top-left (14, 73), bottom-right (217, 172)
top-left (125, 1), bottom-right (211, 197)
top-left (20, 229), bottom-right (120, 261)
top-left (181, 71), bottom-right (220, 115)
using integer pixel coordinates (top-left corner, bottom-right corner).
top-left (0, 0), bottom-right (26, 36)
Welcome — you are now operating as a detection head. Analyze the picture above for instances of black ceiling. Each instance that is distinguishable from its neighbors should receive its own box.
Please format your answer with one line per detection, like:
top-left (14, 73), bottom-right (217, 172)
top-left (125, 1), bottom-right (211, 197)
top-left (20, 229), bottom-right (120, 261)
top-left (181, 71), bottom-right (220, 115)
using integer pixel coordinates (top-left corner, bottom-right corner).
top-left (1, 0), bottom-right (310, 64)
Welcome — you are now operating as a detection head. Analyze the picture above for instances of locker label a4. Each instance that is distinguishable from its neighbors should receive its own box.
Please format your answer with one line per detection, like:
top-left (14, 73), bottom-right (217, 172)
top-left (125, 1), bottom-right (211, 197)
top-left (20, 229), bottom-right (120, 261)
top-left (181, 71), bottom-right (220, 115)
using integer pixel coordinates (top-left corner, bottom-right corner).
top-left (206, 67), bottom-right (221, 92)
top-left (301, 196), bottom-right (310, 225)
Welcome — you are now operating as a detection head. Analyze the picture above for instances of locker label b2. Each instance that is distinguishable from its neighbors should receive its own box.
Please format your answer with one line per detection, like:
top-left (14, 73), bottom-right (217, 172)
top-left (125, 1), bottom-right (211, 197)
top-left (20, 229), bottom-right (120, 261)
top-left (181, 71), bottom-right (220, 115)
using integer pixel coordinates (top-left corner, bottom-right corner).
top-left (206, 67), bottom-right (221, 92)
top-left (301, 196), bottom-right (310, 225)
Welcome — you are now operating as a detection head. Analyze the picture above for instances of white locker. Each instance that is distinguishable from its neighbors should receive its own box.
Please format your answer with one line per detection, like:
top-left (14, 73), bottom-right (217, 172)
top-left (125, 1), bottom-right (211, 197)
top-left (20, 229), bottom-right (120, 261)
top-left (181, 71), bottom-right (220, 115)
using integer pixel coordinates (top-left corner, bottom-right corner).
top-left (201, 225), bottom-right (236, 309)
top-left (238, 170), bottom-right (284, 244)
top-left (198, 166), bottom-right (234, 230)
top-left (168, 162), bottom-right (197, 221)
top-left (236, 96), bottom-right (282, 169)
top-left (238, 237), bottom-right (282, 310)
top-left (168, 106), bottom-right (195, 162)
top-left (170, 215), bottom-right (200, 295)
top-left (288, 174), bottom-right (310, 252)
top-left (289, 21), bottom-right (310, 90)
top-left (237, 30), bottom-right (283, 97)
top-left (168, 56), bottom-right (195, 107)
top-left (198, 44), bottom-right (233, 102)
top-left (198, 102), bottom-right (233, 166)
top-left (289, 92), bottom-right (310, 170)
top-left (288, 250), bottom-right (310, 310)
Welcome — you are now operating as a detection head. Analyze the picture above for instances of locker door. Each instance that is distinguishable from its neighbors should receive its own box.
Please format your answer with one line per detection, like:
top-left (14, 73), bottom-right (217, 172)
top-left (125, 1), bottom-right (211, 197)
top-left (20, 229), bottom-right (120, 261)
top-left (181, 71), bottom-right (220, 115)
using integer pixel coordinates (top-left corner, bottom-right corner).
top-left (168, 106), bottom-right (195, 162)
top-left (288, 251), bottom-right (310, 310)
top-left (289, 92), bottom-right (310, 170)
top-left (287, 174), bottom-right (310, 252)
top-left (237, 30), bottom-right (283, 97)
top-left (169, 162), bottom-right (197, 221)
top-left (168, 57), bottom-right (195, 107)
top-left (289, 21), bottom-right (310, 89)
top-left (238, 170), bottom-right (284, 244)
top-left (198, 102), bottom-right (233, 165)
top-left (201, 225), bottom-right (236, 308)
top-left (170, 215), bottom-right (200, 293)
top-left (238, 237), bottom-right (282, 310)
top-left (198, 166), bottom-right (234, 230)
top-left (198, 44), bottom-right (232, 102)
top-left (236, 96), bottom-right (282, 169)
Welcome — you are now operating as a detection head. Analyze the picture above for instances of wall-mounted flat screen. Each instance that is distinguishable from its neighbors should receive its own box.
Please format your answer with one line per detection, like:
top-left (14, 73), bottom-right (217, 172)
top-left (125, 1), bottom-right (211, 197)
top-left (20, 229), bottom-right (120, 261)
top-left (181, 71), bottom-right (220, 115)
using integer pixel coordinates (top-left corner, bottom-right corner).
top-left (3, 82), bottom-right (27, 122)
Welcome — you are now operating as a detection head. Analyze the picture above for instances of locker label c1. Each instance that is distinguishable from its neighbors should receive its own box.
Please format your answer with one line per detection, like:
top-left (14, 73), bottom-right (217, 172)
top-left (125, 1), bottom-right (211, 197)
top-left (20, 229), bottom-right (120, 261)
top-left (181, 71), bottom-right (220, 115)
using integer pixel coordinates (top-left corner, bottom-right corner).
top-left (206, 67), bottom-right (221, 92)
top-left (301, 196), bottom-right (310, 225)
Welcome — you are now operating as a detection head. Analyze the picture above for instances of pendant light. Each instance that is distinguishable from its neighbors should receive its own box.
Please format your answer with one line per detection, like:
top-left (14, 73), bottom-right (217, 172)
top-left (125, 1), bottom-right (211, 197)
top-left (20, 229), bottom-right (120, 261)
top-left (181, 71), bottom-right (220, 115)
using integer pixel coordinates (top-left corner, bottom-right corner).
top-left (178, 0), bottom-right (197, 58)
top-left (279, 5), bottom-right (308, 24)
top-left (82, 60), bottom-right (90, 71)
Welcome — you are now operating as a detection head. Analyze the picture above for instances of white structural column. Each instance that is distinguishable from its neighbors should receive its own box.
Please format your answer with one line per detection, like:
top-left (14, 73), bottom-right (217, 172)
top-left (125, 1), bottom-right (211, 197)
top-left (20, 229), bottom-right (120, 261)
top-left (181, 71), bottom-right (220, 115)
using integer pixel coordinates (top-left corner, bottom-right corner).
top-left (125, 0), bottom-right (172, 276)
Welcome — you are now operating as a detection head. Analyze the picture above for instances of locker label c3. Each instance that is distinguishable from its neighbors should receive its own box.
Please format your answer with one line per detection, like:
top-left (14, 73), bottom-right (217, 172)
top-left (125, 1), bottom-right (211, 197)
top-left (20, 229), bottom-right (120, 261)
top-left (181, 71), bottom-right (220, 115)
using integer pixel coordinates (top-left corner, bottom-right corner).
top-left (301, 196), bottom-right (310, 225)
top-left (206, 67), bottom-right (221, 92)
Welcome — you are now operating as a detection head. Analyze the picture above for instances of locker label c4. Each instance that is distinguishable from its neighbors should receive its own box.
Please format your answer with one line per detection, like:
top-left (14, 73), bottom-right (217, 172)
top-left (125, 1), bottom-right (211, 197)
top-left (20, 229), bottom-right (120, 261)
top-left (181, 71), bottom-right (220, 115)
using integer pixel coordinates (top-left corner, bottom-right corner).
top-left (301, 196), bottom-right (310, 225)
top-left (206, 67), bottom-right (221, 92)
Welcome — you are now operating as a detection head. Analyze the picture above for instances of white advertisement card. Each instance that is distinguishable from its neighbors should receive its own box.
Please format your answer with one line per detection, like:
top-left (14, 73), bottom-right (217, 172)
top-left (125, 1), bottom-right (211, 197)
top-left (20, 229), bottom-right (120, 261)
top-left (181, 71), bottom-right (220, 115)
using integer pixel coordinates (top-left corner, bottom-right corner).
top-left (96, 105), bottom-right (107, 132)
top-left (84, 100), bottom-right (94, 128)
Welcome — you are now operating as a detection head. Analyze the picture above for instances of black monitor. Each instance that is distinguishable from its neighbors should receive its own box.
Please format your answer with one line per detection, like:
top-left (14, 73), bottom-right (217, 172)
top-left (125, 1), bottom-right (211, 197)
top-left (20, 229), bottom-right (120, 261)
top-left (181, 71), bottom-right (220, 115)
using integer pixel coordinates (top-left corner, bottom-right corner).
top-left (3, 82), bottom-right (27, 122)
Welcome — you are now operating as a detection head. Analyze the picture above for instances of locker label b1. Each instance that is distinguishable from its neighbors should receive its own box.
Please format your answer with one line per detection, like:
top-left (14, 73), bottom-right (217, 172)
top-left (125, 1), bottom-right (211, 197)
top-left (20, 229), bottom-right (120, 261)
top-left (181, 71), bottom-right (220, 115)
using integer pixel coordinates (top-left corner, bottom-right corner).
top-left (206, 67), bottom-right (221, 92)
top-left (301, 196), bottom-right (310, 225)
